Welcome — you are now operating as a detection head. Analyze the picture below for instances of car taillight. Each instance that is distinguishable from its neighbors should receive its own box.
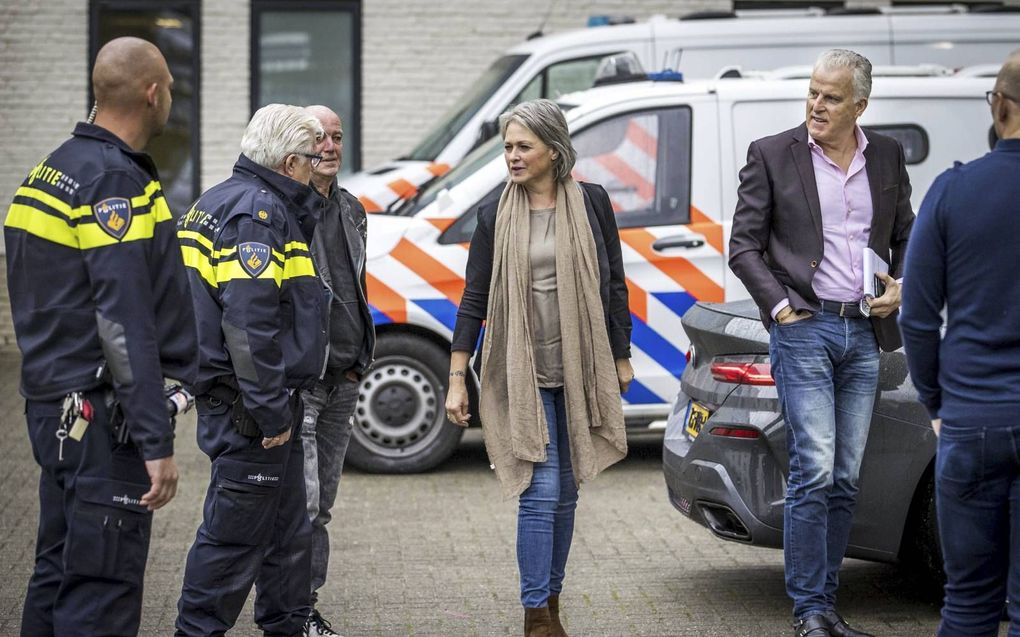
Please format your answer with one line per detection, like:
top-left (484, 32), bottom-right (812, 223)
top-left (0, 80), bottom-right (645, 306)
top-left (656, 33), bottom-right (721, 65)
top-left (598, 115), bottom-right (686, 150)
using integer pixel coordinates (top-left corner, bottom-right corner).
top-left (710, 361), bottom-right (774, 385)
top-left (709, 426), bottom-right (761, 439)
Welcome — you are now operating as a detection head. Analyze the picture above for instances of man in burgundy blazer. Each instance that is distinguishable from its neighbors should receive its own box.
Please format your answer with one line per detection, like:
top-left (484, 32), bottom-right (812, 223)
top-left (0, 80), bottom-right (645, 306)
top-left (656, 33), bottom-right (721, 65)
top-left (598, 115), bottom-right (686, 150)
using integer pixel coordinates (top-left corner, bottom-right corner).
top-left (728, 50), bottom-right (914, 637)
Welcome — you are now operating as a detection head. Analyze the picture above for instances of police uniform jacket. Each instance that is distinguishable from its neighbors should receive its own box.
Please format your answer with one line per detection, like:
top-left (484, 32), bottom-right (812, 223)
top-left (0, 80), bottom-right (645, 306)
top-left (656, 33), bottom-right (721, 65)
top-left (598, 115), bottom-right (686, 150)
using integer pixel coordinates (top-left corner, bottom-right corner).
top-left (4, 122), bottom-right (197, 460)
top-left (178, 154), bottom-right (328, 438)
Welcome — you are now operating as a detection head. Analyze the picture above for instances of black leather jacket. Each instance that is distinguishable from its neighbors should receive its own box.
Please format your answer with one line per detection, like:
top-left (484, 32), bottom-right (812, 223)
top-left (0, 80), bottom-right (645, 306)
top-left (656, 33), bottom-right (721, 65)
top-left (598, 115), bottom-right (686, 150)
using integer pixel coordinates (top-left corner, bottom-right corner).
top-left (311, 184), bottom-right (375, 381)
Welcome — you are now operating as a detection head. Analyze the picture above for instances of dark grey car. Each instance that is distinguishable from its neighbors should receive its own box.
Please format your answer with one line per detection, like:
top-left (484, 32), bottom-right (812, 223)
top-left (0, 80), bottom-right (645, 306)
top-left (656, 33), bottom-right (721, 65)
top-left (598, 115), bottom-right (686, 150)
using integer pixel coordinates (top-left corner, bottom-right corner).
top-left (662, 299), bottom-right (943, 581)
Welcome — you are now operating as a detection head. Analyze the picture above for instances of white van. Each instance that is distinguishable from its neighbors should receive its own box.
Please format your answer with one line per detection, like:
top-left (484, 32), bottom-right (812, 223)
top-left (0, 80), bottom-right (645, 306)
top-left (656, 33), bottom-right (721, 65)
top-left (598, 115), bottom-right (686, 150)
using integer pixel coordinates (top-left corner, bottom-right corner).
top-left (345, 5), bottom-right (1019, 214)
top-left (348, 67), bottom-right (996, 473)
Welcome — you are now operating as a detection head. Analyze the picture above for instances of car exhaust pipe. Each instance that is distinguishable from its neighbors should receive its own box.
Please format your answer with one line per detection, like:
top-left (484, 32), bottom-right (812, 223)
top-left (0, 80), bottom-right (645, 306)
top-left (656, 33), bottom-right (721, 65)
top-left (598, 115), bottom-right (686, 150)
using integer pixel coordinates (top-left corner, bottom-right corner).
top-left (697, 501), bottom-right (752, 541)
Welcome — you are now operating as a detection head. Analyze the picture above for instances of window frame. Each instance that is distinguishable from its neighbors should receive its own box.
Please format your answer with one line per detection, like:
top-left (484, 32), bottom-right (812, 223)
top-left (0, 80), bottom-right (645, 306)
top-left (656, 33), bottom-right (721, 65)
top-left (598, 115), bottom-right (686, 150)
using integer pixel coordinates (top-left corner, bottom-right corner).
top-left (571, 105), bottom-right (693, 229)
top-left (862, 123), bottom-right (930, 165)
top-left (250, 0), bottom-right (363, 172)
top-left (89, 0), bottom-right (202, 210)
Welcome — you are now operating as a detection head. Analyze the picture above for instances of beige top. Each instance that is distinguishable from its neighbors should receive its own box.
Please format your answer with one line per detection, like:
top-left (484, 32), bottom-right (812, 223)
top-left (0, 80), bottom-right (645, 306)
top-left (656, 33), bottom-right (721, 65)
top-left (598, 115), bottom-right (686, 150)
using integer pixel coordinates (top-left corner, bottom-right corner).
top-left (529, 208), bottom-right (562, 387)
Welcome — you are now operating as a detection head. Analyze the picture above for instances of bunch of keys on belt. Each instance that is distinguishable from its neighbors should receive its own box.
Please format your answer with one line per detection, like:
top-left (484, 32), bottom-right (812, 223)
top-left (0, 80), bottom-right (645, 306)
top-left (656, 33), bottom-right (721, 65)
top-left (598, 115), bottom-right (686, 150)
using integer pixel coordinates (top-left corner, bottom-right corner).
top-left (57, 392), bottom-right (93, 461)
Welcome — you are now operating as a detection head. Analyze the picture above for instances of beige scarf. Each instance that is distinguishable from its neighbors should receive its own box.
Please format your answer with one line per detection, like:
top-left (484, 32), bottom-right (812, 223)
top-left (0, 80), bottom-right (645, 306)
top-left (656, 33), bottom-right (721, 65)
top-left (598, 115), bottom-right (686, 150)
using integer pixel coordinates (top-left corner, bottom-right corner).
top-left (479, 179), bottom-right (627, 499)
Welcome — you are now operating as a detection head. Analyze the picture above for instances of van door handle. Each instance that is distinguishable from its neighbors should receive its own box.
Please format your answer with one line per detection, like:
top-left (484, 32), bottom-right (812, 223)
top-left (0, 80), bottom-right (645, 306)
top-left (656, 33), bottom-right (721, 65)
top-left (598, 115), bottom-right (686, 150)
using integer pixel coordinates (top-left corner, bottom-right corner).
top-left (652, 236), bottom-right (704, 250)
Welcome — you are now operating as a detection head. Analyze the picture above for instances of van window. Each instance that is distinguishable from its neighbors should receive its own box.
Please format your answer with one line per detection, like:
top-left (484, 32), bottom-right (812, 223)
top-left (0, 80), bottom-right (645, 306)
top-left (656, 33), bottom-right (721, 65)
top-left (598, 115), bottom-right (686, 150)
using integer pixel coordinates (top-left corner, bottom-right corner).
top-left (572, 107), bottom-right (692, 228)
top-left (398, 136), bottom-right (503, 217)
top-left (547, 57), bottom-right (607, 98)
top-left (438, 184), bottom-right (504, 245)
top-left (511, 53), bottom-right (627, 105)
top-left (862, 124), bottom-right (929, 164)
top-left (406, 54), bottom-right (528, 162)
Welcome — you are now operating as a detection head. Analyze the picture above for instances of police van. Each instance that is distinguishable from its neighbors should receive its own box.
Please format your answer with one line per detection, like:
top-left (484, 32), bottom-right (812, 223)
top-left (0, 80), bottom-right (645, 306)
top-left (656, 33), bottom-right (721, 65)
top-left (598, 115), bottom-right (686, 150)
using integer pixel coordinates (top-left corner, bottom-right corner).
top-left (347, 66), bottom-right (997, 473)
top-left (345, 4), bottom-right (1019, 214)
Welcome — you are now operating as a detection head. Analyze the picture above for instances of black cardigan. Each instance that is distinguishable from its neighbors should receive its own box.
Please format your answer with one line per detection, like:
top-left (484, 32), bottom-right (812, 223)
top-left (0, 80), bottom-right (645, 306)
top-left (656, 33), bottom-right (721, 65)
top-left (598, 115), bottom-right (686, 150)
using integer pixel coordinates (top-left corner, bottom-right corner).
top-left (450, 181), bottom-right (632, 360)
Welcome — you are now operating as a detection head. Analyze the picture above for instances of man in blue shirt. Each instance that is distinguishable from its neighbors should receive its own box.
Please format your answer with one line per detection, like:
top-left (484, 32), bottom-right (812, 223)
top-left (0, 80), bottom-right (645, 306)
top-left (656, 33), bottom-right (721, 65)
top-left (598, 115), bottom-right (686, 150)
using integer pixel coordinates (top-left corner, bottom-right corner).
top-left (899, 51), bottom-right (1020, 637)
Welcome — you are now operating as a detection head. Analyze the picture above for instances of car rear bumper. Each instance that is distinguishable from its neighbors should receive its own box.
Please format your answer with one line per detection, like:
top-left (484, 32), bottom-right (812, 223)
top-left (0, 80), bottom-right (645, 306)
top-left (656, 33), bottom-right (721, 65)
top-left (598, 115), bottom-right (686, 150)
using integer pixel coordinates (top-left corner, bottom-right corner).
top-left (664, 441), bottom-right (783, 548)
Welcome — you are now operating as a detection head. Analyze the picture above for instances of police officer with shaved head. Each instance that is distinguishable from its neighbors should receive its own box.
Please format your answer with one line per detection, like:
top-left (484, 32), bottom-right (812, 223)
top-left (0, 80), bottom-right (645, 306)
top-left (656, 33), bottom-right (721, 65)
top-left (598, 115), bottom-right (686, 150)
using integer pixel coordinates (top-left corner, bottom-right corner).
top-left (175, 104), bottom-right (328, 636)
top-left (4, 37), bottom-right (195, 636)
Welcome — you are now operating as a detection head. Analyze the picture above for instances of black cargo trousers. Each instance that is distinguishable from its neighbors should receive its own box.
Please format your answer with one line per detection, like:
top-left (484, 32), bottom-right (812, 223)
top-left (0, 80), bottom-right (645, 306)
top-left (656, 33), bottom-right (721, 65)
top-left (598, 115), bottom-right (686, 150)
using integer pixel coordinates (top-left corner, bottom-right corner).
top-left (175, 393), bottom-right (311, 637)
top-left (21, 388), bottom-right (154, 637)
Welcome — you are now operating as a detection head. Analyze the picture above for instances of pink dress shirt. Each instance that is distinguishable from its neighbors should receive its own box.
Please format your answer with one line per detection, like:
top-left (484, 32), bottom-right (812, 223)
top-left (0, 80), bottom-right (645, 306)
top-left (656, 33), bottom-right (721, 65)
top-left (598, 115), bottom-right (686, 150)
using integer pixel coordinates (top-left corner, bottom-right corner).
top-left (771, 125), bottom-right (873, 318)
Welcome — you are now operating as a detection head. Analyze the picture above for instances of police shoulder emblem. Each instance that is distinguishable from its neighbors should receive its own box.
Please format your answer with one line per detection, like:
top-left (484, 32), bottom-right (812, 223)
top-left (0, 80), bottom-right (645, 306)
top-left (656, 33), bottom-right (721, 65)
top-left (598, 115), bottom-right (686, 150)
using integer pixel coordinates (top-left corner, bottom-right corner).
top-left (93, 197), bottom-right (133, 240)
top-left (238, 242), bottom-right (271, 278)
top-left (252, 201), bottom-right (273, 226)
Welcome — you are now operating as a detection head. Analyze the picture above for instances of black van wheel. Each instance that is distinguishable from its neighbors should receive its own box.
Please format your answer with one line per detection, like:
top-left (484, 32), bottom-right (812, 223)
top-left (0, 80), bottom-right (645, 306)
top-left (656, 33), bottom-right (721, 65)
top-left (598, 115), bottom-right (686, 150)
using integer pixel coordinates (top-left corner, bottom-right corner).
top-left (345, 333), bottom-right (465, 473)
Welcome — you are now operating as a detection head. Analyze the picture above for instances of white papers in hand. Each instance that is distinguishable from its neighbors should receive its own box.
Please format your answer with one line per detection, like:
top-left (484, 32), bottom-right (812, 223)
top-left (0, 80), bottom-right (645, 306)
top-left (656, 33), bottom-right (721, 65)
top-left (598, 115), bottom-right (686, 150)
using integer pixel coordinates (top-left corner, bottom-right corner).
top-left (860, 247), bottom-right (889, 316)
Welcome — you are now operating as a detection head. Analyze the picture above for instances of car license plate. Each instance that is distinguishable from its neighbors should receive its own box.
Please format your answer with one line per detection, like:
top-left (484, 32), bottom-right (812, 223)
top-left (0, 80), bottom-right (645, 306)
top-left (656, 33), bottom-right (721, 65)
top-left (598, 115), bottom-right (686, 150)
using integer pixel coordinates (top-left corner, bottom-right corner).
top-left (685, 401), bottom-right (709, 439)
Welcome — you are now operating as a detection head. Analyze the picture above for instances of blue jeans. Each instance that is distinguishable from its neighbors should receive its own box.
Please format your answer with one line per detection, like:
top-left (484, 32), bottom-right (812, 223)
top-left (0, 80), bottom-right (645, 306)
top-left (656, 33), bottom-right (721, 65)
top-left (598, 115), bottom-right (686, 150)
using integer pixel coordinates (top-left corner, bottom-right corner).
top-left (769, 309), bottom-right (879, 619)
top-left (517, 387), bottom-right (579, 608)
top-left (300, 377), bottom-right (358, 606)
top-left (936, 421), bottom-right (1020, 637)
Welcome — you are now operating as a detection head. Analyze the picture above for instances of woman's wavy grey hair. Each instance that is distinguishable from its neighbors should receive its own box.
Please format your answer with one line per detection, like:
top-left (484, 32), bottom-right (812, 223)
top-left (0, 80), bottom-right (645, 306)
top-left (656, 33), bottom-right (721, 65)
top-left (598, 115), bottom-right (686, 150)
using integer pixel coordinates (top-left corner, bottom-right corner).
top-left (241, 104), bottom-right (324, 170)
top-left (498, 98), bottom-right (577, 182)
top-left (814, 49), bottom-right (873, 103)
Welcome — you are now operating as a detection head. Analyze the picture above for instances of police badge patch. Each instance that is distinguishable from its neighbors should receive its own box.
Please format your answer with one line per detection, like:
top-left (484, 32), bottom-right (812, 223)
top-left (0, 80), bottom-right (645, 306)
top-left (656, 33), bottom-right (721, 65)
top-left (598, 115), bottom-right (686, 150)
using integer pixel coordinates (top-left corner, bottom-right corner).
top-left (238, 242), bottom-right (271, 278)
top-left (93, 197), bottom-right (133, 240)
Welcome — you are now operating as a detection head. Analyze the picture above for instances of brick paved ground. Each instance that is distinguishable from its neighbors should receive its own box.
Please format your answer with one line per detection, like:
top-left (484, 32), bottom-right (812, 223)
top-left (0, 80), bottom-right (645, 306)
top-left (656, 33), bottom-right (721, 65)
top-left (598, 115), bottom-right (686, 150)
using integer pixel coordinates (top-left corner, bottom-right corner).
top-left (0, 352), bottom-right (971, 636)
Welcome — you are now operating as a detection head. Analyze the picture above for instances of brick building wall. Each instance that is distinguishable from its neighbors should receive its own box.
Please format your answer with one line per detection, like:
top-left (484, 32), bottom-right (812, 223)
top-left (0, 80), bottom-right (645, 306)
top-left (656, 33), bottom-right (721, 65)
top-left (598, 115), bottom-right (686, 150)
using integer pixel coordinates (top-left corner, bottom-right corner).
top-left (0, 0), bottom-right (88, 352)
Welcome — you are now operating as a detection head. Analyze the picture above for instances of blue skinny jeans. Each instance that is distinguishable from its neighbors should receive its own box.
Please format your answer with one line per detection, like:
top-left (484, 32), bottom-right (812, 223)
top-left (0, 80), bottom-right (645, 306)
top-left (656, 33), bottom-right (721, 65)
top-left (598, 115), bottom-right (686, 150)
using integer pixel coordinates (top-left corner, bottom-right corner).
top-left (517, 387), bottom-right (579, 608)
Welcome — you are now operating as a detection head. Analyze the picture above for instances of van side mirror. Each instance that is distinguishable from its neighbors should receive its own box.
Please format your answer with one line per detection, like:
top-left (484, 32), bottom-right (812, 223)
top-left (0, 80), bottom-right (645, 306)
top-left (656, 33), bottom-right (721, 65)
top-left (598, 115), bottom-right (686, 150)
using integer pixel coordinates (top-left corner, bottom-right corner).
top-left (474, 120), bottom-right (500, 149)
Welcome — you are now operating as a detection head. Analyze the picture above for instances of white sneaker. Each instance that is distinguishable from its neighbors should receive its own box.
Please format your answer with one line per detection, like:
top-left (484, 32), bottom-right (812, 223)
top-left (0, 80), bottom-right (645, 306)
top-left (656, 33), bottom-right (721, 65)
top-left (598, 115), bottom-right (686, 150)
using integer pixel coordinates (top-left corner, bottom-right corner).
top-left (303, 609), bottom-right (344, 637)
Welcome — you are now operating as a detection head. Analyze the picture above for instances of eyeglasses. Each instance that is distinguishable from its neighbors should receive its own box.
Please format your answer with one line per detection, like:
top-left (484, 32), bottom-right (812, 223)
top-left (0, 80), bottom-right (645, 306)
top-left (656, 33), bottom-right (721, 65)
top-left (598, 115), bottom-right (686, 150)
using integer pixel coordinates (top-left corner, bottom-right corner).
top-left (295, 152), bottom-right (323, 168)
top-left (986, 90), bottom-right (1019, 106)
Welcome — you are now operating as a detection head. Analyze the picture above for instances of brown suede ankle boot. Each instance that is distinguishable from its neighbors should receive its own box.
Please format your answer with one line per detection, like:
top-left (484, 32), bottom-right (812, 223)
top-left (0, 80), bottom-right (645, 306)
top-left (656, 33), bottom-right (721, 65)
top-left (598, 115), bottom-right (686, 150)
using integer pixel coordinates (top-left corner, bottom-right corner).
top-left (524, 607), bottom-right (553, 637)
top-left (547, 595), bottom-right (568, 636)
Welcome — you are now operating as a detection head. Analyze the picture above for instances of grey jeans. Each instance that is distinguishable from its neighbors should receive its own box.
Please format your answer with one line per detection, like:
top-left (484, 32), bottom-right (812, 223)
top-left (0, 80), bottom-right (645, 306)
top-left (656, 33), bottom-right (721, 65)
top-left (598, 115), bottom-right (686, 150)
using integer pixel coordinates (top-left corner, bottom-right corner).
top-left (300, 377), bottom-right (358, 604)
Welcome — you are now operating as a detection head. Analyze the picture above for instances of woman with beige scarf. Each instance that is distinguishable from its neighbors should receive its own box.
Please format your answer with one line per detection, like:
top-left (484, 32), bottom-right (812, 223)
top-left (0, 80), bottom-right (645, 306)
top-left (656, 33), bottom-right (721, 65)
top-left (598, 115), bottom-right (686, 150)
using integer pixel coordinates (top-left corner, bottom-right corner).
top-left (446, 99), bottom-right (634, 637)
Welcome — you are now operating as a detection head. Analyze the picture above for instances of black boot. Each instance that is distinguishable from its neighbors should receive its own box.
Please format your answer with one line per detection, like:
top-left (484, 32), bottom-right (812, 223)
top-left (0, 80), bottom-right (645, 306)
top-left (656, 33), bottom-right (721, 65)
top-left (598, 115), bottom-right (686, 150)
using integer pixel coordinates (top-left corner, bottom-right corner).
top-left (794, 614), bottom-right (832, 637)
top-left (823, 611), bottom-right (875, 637)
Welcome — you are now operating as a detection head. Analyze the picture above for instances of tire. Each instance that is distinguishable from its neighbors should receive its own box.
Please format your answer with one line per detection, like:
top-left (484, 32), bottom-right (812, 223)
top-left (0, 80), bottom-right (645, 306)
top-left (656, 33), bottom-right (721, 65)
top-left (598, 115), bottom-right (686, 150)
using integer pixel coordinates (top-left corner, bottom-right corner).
top-left (345, 333), bottom-right (465, 473)
top-left (901, 471), bottom-right (945, 597)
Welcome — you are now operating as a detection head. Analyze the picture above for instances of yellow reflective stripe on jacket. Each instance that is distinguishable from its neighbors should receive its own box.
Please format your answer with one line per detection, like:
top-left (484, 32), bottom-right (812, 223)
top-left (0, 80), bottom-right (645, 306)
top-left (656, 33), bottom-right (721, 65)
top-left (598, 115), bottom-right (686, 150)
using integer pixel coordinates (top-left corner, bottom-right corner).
top-left (77, 207), bottom-right (172, 249)
top-left (283, 255), bottom-right (316, 279)
top-left (215, 259), bottom-right (283, 285)
top-left (6, 180), bottom-right (171, 249)
top-left (214, 255), bottom-right (317, 286)
top-left (180, 244), bottom-right (218, 288)
top-left (147, 194), bottom-right (173, 223)
top-left (177, 229), bottom-right (214, 253)
top-left (4, 203), bottom-right (78, 248)
top-left (13, 186), bottom-right (91, 220)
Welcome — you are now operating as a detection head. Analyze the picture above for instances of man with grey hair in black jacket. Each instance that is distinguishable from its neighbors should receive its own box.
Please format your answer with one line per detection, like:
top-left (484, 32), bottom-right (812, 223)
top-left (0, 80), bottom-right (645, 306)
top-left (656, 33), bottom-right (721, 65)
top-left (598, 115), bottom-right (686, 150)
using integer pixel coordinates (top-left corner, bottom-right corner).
top-left (300, 104), bottom-right (375, 637)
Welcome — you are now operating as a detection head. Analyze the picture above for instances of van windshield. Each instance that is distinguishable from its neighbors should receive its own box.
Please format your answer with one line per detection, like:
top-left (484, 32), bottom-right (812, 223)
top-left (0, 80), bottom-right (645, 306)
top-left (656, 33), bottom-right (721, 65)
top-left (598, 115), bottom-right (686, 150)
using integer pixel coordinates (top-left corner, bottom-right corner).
top-left (396, 135), bottom-right (504, 216)
top-left (404, 54), bottom-right (528, 162)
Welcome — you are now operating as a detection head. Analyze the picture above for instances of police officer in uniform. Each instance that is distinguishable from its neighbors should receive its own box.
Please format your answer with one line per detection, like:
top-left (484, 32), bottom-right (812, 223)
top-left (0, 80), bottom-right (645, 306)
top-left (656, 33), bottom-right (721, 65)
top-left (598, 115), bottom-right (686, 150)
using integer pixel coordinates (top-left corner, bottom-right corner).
top-left (4, 37), bottom-right (195, 636)
top-left (175, 104), bottom-right (327, 637)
